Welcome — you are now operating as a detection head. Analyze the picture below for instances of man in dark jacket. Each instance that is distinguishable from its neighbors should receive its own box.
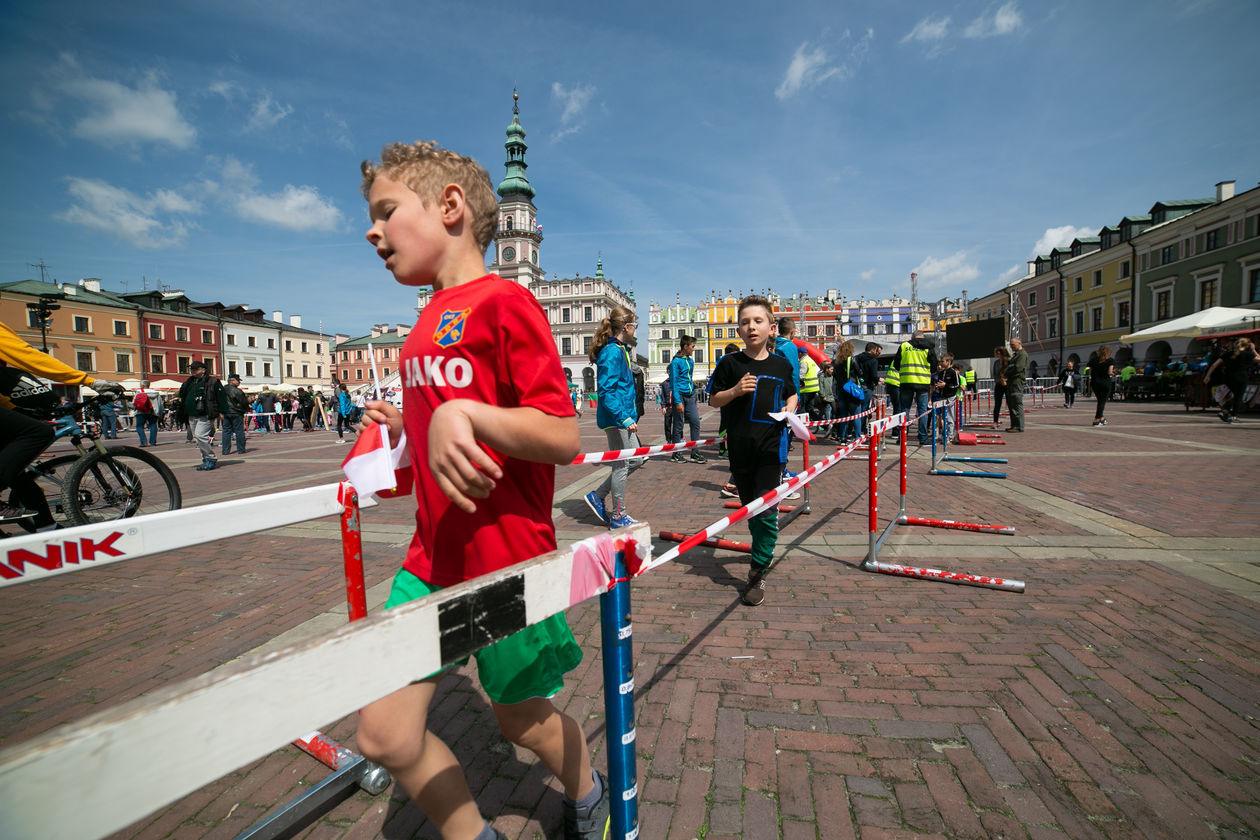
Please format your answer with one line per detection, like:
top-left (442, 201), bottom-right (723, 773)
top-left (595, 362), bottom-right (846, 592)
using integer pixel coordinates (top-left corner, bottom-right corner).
top-left (221, 373), bottom-right (250, 456)
top-left (179, 361), bottom-right (229, 470)
top-left (258, 390), bottom-right (276, 433)
top-left (892, 331), bottom-right (938, 446)
top-left (1005, 337), bottom-right (1028, 432)
top-left (852, 342), bottom-right (882, 437)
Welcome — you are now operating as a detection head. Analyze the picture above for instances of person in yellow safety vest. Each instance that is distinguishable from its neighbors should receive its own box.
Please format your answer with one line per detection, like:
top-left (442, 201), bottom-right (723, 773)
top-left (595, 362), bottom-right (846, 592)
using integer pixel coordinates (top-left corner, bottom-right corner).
top-left (891, 330), bottom-right (937, 446)
top-left (964, 367), bottom-right (977, 393)
top-left (884, 363), bottom-right (901, 413)
top-left (798, 348), bottom-right (820, 417)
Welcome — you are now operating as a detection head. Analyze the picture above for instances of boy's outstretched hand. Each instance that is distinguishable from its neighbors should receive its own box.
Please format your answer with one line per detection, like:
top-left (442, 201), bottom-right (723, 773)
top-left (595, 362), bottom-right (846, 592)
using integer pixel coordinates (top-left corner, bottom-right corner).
top-left (359, 399), bottom-right (404, 448)
top-left (428, 400), bottom-right (504, 514)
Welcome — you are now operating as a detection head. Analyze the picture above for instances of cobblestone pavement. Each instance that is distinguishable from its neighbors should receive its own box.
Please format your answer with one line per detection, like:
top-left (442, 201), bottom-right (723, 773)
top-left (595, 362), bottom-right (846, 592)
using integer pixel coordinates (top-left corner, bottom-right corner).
top-left (2, 400), bottom-right (1257, 839)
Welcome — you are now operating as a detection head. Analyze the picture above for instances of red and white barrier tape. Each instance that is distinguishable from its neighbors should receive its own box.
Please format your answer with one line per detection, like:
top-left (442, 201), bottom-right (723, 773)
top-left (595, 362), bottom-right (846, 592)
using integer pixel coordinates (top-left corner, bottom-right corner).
top-left (571, 436), bottom-right (718, 465)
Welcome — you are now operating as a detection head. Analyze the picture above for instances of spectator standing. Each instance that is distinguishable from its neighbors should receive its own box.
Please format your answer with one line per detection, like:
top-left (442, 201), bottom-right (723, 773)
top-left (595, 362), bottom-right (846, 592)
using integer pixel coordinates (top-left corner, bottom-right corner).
top-left (932, 354), bottom-right (960, 443)
top-left (178, 361), bottom-right (228, 470)
top-left (1088, 346), bottom-right (1115, 427)
top-left (817, 362), bottom-right (835, 424)
top-left (97, 391), bottom-right (119, 439)
top-left (1206, 337), bottom-right (1258, 423)
top-left (991, 346), bottom-right (1010, 425)
top-left (133, 379), bottom-right (164, 447)
top-left (852, 342), bottom-right (881, 438)
top-left (258, 390), bottom-right (276, 433)
top-left (336, 384), bottom-right (357, 442)
top-left (221, 373), bottom-right (249, 455)
top-left (584, 306), bottom-right (645, 528)
top-left (798, 349), bottom-right (821, 418)
top-left (1005, 337), bottom-right (1027, 432)
top-left (667, 334), bottom-right (705, 464)
top-left (892, 330), bottom-right (937, 446)
top-left (832, 341), bottom-right (862, 444)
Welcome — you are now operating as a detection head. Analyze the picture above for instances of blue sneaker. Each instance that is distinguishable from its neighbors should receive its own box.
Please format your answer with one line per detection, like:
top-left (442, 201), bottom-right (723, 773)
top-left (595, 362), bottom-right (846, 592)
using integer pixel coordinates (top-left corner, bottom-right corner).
top-left (781, 468), bottom-right (798, 480)
top-left (608, 514), bottom-right (639, 530)
top-left (584, 492), bottom-right (610, 525)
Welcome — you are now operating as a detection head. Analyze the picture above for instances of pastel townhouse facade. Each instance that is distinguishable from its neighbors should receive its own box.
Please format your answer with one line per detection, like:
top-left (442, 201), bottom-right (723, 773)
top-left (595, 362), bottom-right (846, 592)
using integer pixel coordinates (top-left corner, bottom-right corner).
top-left (128, 290), bottom-right (223, 380)
top-left (647, 300), bottom-right (708, 386)
top-left (1057, 225), bottom-right (1142, 369)
top-left (271, 312), bottom-right (328, 388)
top-left (331, 324), bottom-right (410, 388)
top-left (197, 304), bottom-right (282, 385)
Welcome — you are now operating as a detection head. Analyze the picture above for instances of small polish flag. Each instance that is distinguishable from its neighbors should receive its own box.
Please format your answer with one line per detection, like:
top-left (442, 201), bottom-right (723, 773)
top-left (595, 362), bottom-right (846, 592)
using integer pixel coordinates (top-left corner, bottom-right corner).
top-left (341, 423), bottom-right (397, 497)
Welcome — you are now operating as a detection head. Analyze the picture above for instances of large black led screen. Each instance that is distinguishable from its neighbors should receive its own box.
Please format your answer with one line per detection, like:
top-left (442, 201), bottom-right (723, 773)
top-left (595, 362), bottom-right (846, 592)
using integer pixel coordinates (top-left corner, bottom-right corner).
top-left (946, 318), bottom-right (1007, 359)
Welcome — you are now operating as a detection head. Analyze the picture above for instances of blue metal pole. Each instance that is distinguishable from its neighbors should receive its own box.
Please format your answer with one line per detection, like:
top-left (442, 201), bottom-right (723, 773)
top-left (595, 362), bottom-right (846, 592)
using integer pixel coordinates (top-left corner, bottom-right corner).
top-left (943, 455), bottom-right (1009, 464)
top-left (600, 543), bottom-right (639, 840)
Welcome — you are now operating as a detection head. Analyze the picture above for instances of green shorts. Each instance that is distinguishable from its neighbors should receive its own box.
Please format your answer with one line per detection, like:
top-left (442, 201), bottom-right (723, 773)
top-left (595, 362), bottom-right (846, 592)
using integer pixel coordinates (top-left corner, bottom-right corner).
top-left (384, 567), bottom-right (583, 706)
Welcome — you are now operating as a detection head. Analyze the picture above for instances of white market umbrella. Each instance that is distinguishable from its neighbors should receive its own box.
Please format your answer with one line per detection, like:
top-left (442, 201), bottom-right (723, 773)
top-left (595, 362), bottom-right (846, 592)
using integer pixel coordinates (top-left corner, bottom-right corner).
top-left (119, 378), bottom-right (144, 390)
top-left (150, 378), bottom-right (183, 390)
top-left (1120, 306), bottom-right (1260, 343)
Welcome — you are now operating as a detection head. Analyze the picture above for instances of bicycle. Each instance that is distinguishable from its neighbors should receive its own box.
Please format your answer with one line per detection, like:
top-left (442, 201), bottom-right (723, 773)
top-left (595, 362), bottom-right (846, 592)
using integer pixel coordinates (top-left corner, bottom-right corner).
top-left (6, 396), bottom-right (183, 532)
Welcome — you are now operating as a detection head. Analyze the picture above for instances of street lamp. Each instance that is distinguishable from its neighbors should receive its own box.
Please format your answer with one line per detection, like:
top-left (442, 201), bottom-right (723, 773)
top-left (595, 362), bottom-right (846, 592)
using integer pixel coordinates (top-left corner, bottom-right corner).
top-left (25, 295), bottom-right (60, 352)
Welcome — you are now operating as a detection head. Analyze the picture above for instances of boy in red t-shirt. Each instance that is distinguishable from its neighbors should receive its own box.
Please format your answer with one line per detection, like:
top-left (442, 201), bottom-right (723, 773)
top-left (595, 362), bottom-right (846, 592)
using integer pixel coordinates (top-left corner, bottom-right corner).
top-left (354, 141), bottom-right (607, 840)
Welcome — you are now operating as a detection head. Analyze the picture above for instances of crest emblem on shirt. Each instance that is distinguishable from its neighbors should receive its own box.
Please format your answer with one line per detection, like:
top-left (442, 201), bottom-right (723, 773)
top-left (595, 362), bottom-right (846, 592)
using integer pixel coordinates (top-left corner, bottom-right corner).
top-left (433, 308), bottom-right (471, 348)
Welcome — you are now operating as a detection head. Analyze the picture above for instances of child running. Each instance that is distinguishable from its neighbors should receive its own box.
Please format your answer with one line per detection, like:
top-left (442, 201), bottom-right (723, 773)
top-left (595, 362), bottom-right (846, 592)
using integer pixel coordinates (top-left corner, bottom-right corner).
top-left (354, 141), bottom-right (607, 840)
top-left (708, 295), bottom-right (798, 606)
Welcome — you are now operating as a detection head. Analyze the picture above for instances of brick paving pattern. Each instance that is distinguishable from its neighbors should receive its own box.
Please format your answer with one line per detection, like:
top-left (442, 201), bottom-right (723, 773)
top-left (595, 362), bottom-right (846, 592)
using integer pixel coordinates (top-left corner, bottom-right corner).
top-left (2, 400), bottom-right (1257, 839)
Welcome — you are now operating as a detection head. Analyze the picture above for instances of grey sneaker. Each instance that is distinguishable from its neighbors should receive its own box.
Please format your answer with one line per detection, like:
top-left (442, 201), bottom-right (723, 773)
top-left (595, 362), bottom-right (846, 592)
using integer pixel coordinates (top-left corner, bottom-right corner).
top-left (742, 565), bottom-right (768, 606)
top-left (563, 770), bottom-right (611, 840)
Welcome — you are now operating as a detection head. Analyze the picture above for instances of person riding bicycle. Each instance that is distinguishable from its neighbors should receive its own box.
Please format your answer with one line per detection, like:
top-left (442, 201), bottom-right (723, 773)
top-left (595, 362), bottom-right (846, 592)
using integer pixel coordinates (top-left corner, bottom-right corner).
top-left (0, 321), bottom-right (121, 526)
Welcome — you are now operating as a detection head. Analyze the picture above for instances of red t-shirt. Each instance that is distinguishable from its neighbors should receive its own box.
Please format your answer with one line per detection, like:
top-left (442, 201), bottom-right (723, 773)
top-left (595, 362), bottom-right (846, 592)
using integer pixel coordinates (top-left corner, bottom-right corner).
top-left (399, 275), bottom-right (574, 586)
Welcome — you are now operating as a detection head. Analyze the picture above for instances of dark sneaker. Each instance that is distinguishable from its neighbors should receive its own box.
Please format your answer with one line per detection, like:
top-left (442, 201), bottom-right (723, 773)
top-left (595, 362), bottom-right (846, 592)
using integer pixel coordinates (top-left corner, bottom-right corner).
top-left (1219, 410), bottom-right (1231, 423)
top-left (584, 492), bottom-right (610, 526)
top-left (564, 771), bottom-right (611, 840)
top-left (742, 565), bottom-right (768, 606)
top-left (670, 452), bottom-right (686, 463)
top-left (720, 483), bottom-right (739, 498)
top-left (689, 452), bottom-right (707, 464)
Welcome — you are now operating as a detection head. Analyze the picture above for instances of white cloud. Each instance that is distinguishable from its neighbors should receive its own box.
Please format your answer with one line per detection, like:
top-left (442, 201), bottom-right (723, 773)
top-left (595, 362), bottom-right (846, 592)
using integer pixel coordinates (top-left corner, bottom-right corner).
top-left (775, 30), bottom-right (875, 100)
top-left (995, 263), bottom-right (1025, 286)
top-left (235, 185), bottom-right (341, 232)
top-left (910, 250), bottom-right (981, 291)
top-left (964, 3), bottom-right (1023, 38)
top-left (861, 269), bottom-right (877, 282)
top-left (208, 80), bottom-right (241, 101)
top-left (901, 16), bottom-right (951, 55)
top-left (59, 68), bottom-right (196, 149)
top-left (57, 177), bottom-right (197, 248)
top-left (245, 92), bottom-right (294, 132)
top-left (551, 82), bottom-right (596, 140)
top-left (1032, 224), bottom-right (1094, 256)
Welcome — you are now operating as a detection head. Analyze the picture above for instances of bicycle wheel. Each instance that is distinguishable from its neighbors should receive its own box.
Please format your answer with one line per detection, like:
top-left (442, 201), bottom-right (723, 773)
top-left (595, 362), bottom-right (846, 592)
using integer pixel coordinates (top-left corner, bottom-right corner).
top-left (61, 446), bottom-right (183, 526)
top-left (9, 454), bottom-right (81, 532)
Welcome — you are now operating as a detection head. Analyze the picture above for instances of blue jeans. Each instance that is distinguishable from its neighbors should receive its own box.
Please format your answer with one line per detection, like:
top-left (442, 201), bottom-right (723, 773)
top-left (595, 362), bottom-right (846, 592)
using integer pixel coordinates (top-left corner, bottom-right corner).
top-left (836, 391), bottom-right (862, 441)
top-left (99, 410), bottom-right (118, 439)
top-left (859, 388), bottom-right (873, 436)
top-left (901, 387), bottom-right (930, 442)
top-left (670, 393), bottom-right (701, 443)
top-left (136, 414), bottom-right (158, 445)
top-left (221, 414), bottom-right (246, 454)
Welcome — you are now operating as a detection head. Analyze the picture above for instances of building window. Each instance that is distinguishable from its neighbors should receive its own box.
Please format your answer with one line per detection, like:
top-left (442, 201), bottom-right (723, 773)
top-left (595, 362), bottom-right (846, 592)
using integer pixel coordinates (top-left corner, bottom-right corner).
top-left (1047, 317), bottom-right (1057, 338)
top-left (383, 367), bottom-right (390, 376)
top-left (204, 358), bottom-right (216, 375)
top-left (245, 362), bottom-right (254, 377)
top-left (74, 316), bottom-right (90, 333)
top-left (286, 363), bottom-right (293, 377)
top-left (202, 329), bottom-right (214, 344)
top-left (247, 336), bottom-right (256, 348)
top-left (342, 351), bottom-right (349, 362)
top-left (662, 329), bottom-right (670, 340)
top-left (355, 350), bottom-right (363, 360)
top-left (1199, 277), bottom-right (1219, 309)
top-left (584, 306), bottom-right (593, 322)
top-left (1116, 301), bottom-right (1130, 327)
top-left (176, 326), bottom-right (190, 342)
top-left (728, 328), bottom-right (737, 338)
top-left (76, 351), bottom-right (93, 370)
top-left (583, 336), bottom-right (593, 356)
top-left (562, 308), bottom-right (571, 323)
top-left (229, 360), bottom-right (238, 375)
top-left (315, 344), bottom-right (321, 355)
top-left (1029, 291), bottom-right (1037, 306)
top-left (561, 337), bottom-right (572, 356)
top-left (150, 354), bottom-right (164, 374)
top-left (1092, 270), bottom-right (1102, 287)
top-left (355, 369), bottom-right (363, 381)
top-left (382, 348), bottom-right (390, 360)
top-left (695, 349), bottom-right (705, 364)
top-left (1156, 290), bottom-right (1171, 320)
top-left (285, 340), bottom-right (293, 351)
top-left (301, 364), bottom-right (309, 377)
top-left (263, 362), bottom-right (273, 378)
top-left (1047, 285), bottom-right (1056, 302)
top-left (660, 349), bottom-right (670, 364)
top-left (1074, 276), bottom-right (1082, 293)
top-left (227, 334), bottom-right (237, 345)
top-left (1204, 228), bottom-right (1220, 251)
top-left (113, 320), bottom-right (128, 336)
top-left (1160, 244), bottom-right (1178, 266)
top-left (267, 337), bottom-right (275, 349)
top-left (177, 356), bottom-right (191, 374)
top-left (115, 353), bottom-right (131, 373)
top-left (1120, 260), bottom-right (1131, 279)
top-left (825, 325), bottom-right (835, 337)
top-left (1074, 311), bottom-right (1084, 334)
top-left (1091, 307), bottom-right (1103, 332)
top-left (1251, 267), bottom-right (1260, 303)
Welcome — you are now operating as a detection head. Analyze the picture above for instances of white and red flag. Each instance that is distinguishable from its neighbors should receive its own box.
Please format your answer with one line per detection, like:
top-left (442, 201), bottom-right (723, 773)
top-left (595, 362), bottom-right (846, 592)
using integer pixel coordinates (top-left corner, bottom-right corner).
top-left (341, 423), bottom-right (401, 497)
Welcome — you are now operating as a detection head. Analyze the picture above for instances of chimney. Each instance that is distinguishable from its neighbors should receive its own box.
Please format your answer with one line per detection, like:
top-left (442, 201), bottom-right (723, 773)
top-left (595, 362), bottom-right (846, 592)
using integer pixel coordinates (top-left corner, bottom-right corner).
top-left (272, 310), bottom-right (282, 322)
top-left (1216, 180), bottom-right (1236, 202)
top-left (289, 314), bottom-right (301, 328)
top-left (80, 278), bottom-right (102, 292)
top-left (396, 324), bottom-right (411, 338)
top-left (370, 324), bottom-right (383, 338)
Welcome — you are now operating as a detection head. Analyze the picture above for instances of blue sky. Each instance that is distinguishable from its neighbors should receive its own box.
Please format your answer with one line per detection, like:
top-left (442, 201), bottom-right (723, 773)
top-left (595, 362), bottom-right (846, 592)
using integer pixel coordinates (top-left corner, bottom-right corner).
top-left (2, 1), bottom-right (1256, 338)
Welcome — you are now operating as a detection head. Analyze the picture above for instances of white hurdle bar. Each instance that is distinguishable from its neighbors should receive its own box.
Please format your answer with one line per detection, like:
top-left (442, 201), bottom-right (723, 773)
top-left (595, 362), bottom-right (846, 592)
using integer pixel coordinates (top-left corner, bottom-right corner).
top-left (0, 523), bottom-right (651, 840)
top-left (0, 483), bottom-right (376, 588)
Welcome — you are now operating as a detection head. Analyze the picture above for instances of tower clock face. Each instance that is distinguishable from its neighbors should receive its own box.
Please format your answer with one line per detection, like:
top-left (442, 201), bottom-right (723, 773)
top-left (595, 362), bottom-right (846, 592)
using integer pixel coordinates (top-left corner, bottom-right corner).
top-left (502, 246), bottom-right (516, 262)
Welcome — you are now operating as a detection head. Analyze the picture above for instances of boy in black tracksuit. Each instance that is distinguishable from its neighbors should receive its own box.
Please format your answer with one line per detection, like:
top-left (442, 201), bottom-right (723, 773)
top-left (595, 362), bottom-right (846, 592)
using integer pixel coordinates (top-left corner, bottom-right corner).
top-left (709, 296), bottom-right (797, 606)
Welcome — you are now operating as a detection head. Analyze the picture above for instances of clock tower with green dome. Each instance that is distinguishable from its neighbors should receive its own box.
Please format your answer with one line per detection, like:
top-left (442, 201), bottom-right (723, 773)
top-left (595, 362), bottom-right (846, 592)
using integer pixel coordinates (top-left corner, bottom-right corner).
top-left (490, 90), bottom-right (545, 288)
